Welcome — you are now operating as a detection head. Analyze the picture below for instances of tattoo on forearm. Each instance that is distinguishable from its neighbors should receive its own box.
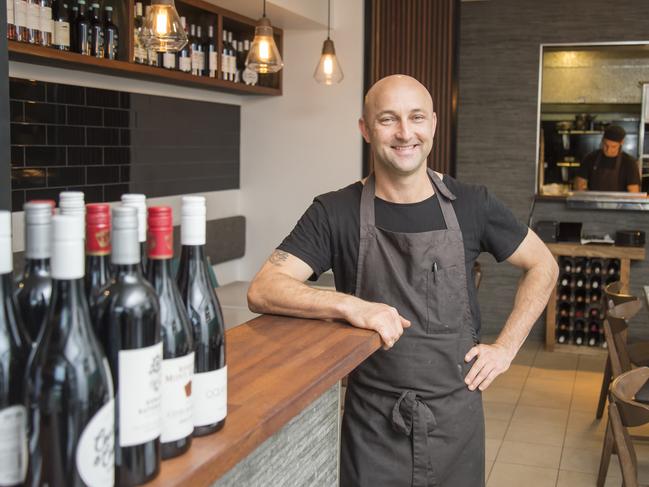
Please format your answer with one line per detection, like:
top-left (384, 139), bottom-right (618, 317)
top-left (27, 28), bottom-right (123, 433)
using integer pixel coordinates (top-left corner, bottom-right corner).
top-left (269, 250), bottom-right (289, 266)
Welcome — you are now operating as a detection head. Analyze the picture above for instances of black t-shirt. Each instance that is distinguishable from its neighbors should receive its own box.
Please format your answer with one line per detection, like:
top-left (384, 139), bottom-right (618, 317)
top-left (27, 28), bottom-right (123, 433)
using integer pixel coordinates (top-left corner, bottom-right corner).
top-left (577, 150), bottom-right (641, 191)
top-left (278, 175), bottom-right (528, 333)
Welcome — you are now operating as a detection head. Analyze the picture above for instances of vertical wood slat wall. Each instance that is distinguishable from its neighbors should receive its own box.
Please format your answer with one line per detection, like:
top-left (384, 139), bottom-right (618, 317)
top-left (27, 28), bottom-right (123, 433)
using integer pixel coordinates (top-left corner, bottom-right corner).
top-left (364, 0), bottom-right (459, 176)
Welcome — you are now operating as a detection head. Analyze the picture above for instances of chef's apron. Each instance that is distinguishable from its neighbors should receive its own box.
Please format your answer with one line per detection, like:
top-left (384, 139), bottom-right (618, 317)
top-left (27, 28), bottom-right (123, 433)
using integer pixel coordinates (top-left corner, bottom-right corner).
top-left (340, 169), bottom-right (484, 487)
top-left (589, 149), bottom-right (623, 191)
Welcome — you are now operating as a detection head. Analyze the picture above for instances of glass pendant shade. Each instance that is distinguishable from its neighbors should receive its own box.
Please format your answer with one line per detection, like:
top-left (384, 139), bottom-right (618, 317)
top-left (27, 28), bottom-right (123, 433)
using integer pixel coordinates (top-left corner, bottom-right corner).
top-left (140, 0), bottom-right (187, 52)
top-left (314, 38), bottom-right (344, 85)
top-left (245, 17), bottom-right (283, 74)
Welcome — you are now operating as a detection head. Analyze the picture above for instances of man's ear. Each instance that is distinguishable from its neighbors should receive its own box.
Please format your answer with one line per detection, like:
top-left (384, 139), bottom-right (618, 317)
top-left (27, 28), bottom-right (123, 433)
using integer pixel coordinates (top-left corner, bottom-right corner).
top-left (358, 118), bottom-right (371, 144)
top-left (431, 112), bottom-right (438, 140)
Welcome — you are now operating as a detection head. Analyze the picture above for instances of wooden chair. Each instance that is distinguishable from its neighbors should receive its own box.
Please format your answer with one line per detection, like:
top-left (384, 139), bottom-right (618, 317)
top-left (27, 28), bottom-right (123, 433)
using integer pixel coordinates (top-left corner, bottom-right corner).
top-left (598, 367), bottom-right (649, 487)
top-left (596, 282), bottom-right (645, 419)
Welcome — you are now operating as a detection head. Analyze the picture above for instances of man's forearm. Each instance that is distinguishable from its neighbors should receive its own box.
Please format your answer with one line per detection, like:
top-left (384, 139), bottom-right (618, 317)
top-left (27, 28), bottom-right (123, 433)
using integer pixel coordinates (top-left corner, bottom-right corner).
top-left (248, 273), bottom-right (357, 322)
top-left (495, 261), bottom-right (557, 358)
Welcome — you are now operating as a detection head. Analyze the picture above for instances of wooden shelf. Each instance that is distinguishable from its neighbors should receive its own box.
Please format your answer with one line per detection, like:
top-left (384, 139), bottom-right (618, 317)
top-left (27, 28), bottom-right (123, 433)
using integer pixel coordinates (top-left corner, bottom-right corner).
top-left (7, 0), bottom-right (283, 96)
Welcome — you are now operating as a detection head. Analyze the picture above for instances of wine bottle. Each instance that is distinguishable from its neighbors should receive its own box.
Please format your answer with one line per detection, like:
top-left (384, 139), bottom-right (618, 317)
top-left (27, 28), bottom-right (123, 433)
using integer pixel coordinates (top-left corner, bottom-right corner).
top-left (121, 193), bottom-right (148, 274)
top-left (0, 211), bottom-right (31, 487)
top-left (242, 39), bottom-right (258, 86)
top-left (103, 5), bottom-right (118, 60)
top-left (26, 0), bottom-right (40, 44)
top-left (558, 285), bottom-right (571, 302)
top-left (574, 288), bottom-right (586, 304)
top-left (606, 260), bottom-right (620, 278)
top-left (221, 29), bottom-right (228, 80)
top-left (52, 0), bottom-right (70, 50)
top-left (590, 259), bottom-right (602, 275)
top-left (574, 302), bottom-right (586, 319)
top-left (558, 301), bottom-right (571, 318)
top-left (190, 24), bottom-right (199, 76)
top-left (74, 0), bottom-right (90, 55)
top-left (196, 25), bottom-right (205, 76)
top-left (59, 191), bottom-right (85, 240)
top-left (573, 319), bottom-right (585, 346)
top-left (7, 0), bottom-right (17, 40)
top-left (574, 273), bottom-right (586, 289)
top-left (26, 214), bottom-right (114, 487)
top-left (227, 30), bottom-right (235, 81)
top-left (146, 207), bottom-right (195, 460)
top-left (574, 258), bottom-right (586, 275)
top-left (177, 17), bottom-right (191, 73)
top-left (587, 320), bottom-right (600, 347)
top-left (38, 0), bottom-right (52, 46)
top-left (14, 0), bottom-right (28, 42)
top-left (89, 2), bottom-right (103, 57)
top-left (95, 206), bottom-right (162, 485)
top-left (177, 196), bottom-right (227, 436)
top-left (206, 25), bottom-right (217, 77)
top-left (559, 273), bottom-right (571, 288)
top-left (556, 316), bottom-right (569, 344)
top-left (589, 275), bottom-right (601, 291)
top-left (144, 5), bottom-right (157, 66)
top-left (133, 1), bottom-right (145, 63)
top-left (15, 201), bottom-right (53, 342)
top-left (85, 203), bottom-right (112, 312)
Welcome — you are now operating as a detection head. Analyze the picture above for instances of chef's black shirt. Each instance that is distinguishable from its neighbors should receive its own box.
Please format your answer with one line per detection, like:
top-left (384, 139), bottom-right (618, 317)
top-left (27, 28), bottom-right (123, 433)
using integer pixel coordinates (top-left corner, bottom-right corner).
top-left (278, 175), bottom-right (528, 334)
top-left (577, 149), bottom-right (641, 191)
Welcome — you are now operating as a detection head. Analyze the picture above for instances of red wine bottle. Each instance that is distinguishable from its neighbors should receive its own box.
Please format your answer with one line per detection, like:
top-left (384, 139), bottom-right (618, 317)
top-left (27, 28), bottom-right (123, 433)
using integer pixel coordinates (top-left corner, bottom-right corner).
top-left (587, 320), bottom-right (600, 347)
top-left (573, 319), bottom-right (585, 346)
top-left (59, 191), bottom-right (85, 239)
top-left (85, 203), bottom-right (112, 312)
top-left (146, 207), bottom-right (195, 459)
top-left (15, 200), bottom-right (54, 342)
top-left (176, 196), bottom-right (227, 436)
top-left (95, 206), bottom-right (162, 485)
top-left (556, 316), bottom-right (570, 344)
top-left (0, 211), bottom-right (31, 487)
top-left (26, 214), bottom-right (115, 487)
top-left (121, 194), bottom-right (148, 275)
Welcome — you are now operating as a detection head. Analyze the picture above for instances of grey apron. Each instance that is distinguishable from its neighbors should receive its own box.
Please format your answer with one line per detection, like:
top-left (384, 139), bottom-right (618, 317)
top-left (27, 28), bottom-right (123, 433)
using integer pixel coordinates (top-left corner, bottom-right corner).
top-left (589, 150), bottom-right (622, 191)
top-left (340, 169), bottom-right (484, 487)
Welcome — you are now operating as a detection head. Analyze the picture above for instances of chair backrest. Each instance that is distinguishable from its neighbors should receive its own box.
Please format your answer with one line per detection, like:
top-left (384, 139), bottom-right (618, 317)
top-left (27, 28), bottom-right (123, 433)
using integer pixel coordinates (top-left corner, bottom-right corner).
top-left (604, 281), bottom-right (636, 309)
top-left (603, 299), bottom-right (643, 377)
top-left (473, 261), bottom-right (482, 290)
top-left (609, 368), bottom-right (649, 487)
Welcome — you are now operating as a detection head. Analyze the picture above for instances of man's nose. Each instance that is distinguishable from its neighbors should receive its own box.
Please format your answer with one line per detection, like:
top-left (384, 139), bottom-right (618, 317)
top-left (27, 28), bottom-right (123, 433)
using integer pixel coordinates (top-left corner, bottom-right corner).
top-left (395, 121), bottom-right (413, 140)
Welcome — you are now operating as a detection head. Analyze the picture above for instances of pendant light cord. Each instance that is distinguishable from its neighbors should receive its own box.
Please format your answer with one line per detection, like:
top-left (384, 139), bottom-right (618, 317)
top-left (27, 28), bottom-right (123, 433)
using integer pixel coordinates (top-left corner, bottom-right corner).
top-left (263, 0), bottom-right (266, 18)
top-left (327, 0), bottom-right (331, 39)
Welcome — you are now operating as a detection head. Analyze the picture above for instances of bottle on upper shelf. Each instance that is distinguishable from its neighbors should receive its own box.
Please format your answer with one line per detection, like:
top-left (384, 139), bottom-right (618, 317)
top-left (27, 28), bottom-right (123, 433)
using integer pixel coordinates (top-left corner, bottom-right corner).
top-left (14, 0), bottom-right (28, 42)
top-left (74, 0), bottom-right (90, 55)
top-left (133, 1), bottom-right (146, 64)
top-left (177, 16), bottom-right (191, 73)
top-left (26, 0), bottom-right (40, 44)
top-left (103, 5), bottom-right (118, 60)
top-left (0, 211), bottom-right (32, 487)
top-left (39, 0), bottom-right (53, 47)
top-left (52, 0), bottom-right (70, 51)
top-left (206, 24), bottom-right (217, 78)
top-left (7, 0), bottom-right (17, 40)
top-left (89, 2), bottom-right (103, 58)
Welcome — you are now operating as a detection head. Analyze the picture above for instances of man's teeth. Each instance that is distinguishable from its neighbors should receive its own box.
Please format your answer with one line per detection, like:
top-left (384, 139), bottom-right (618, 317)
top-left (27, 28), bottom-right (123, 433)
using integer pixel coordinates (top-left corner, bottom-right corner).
top-left (393, 145), bottom-right (416, 150)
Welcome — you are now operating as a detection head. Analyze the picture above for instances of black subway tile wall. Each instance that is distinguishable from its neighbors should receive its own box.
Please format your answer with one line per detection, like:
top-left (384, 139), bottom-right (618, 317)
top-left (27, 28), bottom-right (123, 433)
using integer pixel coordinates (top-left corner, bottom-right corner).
top-left (10, 78), bottom-right (240, 211)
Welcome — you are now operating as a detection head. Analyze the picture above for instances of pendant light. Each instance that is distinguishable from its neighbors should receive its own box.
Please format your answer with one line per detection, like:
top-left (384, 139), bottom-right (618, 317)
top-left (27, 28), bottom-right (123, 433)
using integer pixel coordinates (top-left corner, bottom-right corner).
top-left (314, 0), bottom-right (343, 85)
top-left (140, 0), bottom-right (187, 52)
top-left (246, 0), bottom-right (284, 74)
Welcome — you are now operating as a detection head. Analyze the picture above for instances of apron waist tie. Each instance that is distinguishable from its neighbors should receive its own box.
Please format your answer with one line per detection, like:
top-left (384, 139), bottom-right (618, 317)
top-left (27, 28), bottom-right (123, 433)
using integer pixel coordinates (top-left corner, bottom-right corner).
top-left (391, 390), bottom-right (438, 487)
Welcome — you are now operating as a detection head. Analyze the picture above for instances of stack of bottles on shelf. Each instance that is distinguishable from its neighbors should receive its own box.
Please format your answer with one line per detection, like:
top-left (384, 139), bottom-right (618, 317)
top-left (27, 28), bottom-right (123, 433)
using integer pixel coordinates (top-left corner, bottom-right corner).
top-left (555, 256), bottom-right (621, 347)
top-left (0, 190), bottom-right (227, 486)
top-left (131, 1), bottom-right (258, 86)
top-left (6, 0), bottom-right (120, 59)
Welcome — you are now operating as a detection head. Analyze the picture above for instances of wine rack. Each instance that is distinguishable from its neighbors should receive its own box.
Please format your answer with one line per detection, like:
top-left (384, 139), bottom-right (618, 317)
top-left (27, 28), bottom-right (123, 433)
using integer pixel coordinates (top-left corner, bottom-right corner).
top-left (544, 243), bottom-right (645, 352)
top-left (554, 256), bottom-right (619, 348)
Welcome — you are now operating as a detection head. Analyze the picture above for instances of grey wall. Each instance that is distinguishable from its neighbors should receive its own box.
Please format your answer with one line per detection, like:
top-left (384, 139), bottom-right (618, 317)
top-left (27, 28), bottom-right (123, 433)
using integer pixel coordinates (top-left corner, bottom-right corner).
top-left (458, 0), bottom-right (649, 341)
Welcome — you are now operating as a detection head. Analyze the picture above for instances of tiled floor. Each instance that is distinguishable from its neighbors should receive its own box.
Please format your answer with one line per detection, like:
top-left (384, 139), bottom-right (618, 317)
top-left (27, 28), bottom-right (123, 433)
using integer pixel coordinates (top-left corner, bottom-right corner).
top-left (483, 337), bottom-right (649, 487)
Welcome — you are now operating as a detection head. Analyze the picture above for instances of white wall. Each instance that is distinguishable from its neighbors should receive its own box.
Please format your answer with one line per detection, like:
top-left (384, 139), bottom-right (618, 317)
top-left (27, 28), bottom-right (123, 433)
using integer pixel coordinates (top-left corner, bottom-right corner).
top-left (239, 0), bottom-right (365, 279)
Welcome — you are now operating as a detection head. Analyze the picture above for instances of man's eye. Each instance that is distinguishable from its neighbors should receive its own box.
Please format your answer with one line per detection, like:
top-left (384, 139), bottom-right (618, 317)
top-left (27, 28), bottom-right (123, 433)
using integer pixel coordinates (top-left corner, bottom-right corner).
top-left (380, 118), bottom-right (395, 124)
top-left (412, 115), bottom-right (425, 121)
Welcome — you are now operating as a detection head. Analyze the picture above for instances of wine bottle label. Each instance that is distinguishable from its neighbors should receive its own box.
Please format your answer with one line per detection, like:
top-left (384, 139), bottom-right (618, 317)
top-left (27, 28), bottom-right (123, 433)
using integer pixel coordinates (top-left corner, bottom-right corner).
top-left (209, 52), bottom-right (217, 73)
top-left (198, 51), bottom-right (205, 72)
top-left (161, 352), bottom-right (194, 443)
top-left (26, 2), bottom-right (39, 30)
top-left (14, 1), bottom-right (26, 27)
top-left (76, 399), bottom-right (115, 487)
top-left (0, 405), bottom-right (28, 485)
top-left (7, 0), bottom-right (14, 24)
top-left (242, 67), bottom-right (258, 86)
top-left (163, 52), bottom-right (175, 69)
top-left (38, 5), bottom-right (51, 33)
top-left (191, 51), bottom-right (201, 73)
top-left (118, 342), bottom-right (163, 447)
top-left (179, 57), bottom-right (191, 72)
top-left (221, 55), bottom-right (227, 76)
top-left (53, 21), bottom-right (69, 47)
top-left (193, 365), bottom-right (227, 427)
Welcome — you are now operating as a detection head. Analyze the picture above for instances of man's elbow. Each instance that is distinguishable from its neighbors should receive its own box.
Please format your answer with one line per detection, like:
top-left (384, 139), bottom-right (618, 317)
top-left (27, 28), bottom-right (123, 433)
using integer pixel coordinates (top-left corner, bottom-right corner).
top-left (247, 278), bottom-right (266, 314)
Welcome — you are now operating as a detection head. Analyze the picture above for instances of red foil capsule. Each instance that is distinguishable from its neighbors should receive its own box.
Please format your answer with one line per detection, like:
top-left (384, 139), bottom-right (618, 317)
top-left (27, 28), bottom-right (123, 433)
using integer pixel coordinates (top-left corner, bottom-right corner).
top-left (86, 203), bottom-right (111, 256)
top-left (147, 206), bottom-right (173, 260)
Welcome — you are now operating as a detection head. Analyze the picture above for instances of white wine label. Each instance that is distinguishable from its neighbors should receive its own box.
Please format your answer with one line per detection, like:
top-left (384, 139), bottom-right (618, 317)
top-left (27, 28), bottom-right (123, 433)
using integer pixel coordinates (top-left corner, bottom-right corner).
top-left (38, 5), bottom-right (51, 32)
top-left (7, 0), bottom-right (14, 24)
top-left (209, 52), bottom-right (217, 76)
top-left (76, 399), bottom-right (115, 487)
top-left (163, 52), bottom-right (175, 69)
top-left (14, 1), bottom-right (26, 28)
top-left (179, 57), bottom-right (191, 73)
top-left (198, 51), bottom-right (205, 72)
top-left (26, 2), bottom-right (39, 30)
top-left (193, 365), bottom-right (227, 427)
top-left (53, 21), bottom-right (69, 47)
top-left (0, 405), bottom-right (27, 485)
top-left (191, 51), bottom-right (201, 72)
top-left (118, 342), bottom-right (163, 447)
top-left (161, 352), bottom-right (194, 443)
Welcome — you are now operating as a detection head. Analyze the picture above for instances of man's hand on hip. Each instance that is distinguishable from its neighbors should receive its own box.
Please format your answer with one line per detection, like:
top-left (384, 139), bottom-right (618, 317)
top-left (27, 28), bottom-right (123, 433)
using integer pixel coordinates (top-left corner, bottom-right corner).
top-left (464, 343), bottom-right (515, 391)
top-left (344, 298), bottom-right (411, 350)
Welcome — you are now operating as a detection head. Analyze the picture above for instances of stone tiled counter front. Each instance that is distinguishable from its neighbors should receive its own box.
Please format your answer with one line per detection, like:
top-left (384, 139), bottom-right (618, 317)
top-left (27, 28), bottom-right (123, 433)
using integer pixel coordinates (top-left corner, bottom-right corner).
top-left (143, 314), bottom-right (381, 487)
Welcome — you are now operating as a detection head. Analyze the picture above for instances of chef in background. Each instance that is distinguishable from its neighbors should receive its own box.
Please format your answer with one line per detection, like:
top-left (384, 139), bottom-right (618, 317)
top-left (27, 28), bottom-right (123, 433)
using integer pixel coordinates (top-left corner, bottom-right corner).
top-left (574, 124), bottom-right (641, 192)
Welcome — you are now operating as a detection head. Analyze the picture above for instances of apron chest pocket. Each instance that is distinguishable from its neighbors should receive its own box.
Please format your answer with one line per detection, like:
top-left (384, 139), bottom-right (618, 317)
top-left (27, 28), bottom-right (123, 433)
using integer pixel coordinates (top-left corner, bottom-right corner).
top-left (426, 263), bottom-right (463, 333)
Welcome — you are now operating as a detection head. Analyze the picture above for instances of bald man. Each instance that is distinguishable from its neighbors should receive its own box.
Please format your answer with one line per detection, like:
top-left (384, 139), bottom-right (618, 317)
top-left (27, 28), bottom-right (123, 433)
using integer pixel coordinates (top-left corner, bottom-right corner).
top-left (248, 75), bottom-right (558, 486)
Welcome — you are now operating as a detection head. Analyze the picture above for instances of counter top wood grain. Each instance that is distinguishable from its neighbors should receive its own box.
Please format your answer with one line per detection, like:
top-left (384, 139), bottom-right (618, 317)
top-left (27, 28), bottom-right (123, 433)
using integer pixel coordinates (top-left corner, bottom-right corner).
top-left (144, 315), bottom-right (380, 487)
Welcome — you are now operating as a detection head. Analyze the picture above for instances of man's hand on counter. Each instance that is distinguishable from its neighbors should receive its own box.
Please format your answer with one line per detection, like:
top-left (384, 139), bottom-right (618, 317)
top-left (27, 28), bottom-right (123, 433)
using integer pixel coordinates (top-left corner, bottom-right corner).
top-left (463, 342), bottom-right (515, 392)
top-left (343, 298), bottom-right (411, 350)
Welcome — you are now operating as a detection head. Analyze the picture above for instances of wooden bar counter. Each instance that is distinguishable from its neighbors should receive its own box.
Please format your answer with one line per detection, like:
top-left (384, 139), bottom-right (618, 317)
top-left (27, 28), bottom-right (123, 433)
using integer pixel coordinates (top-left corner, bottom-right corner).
top-left (145, 315), bottom-right (381, 487)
